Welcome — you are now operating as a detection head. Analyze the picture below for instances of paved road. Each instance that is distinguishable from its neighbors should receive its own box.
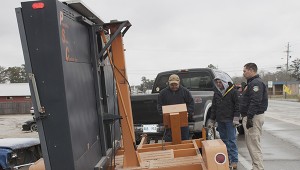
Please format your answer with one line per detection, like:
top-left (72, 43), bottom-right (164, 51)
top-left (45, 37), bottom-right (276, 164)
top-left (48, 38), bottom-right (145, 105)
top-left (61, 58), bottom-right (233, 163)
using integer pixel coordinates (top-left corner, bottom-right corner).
top-left (237, 99), bottom-right (300, 170)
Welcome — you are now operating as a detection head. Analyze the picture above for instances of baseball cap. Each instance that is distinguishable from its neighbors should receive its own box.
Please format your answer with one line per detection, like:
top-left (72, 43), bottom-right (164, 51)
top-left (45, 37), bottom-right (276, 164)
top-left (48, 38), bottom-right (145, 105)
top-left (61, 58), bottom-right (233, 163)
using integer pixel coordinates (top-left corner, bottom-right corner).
top-left (168, 74), bottom-right (180, 84)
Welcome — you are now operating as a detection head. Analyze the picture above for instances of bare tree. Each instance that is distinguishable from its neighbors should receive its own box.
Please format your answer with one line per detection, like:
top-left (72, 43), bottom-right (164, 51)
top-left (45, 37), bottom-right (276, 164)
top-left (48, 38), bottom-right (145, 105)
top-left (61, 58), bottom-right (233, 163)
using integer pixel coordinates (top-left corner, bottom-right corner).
top-left (4, 65), bottom-right (28, 83)
top-left (207, 64), bottom-right (218, 69)
top-left (0, 66), bottom-right (6, 83)
top-left (290, 58), bottom-right (300, 80)
top-left (139, 76), bottom-right (154, 93)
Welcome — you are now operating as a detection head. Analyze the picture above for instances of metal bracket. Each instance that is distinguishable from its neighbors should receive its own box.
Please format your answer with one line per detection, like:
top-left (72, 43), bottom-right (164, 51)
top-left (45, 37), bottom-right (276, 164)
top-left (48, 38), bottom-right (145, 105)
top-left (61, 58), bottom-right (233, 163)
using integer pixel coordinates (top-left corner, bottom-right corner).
top-left (76, 16), bottom-right (95, 26)
top-left (98, 20), bottom-right (131, 61)
top-left (35, 113), bottom-right (47, 120)
top-left (103, 114), bottom-right (122, 124)
top-left (94, 148), bottom-right (113, 170)
top-left (28, 73), bottom-right (46, 114)
top-left (97, 60), bottom-right (106, 72)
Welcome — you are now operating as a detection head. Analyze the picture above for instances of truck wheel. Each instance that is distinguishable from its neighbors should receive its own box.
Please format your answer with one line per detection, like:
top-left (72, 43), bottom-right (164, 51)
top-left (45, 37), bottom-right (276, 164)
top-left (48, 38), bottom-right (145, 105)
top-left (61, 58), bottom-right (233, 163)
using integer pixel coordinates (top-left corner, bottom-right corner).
top-left (237, 125), bottom-right (244, 135)
top-left (205, 118), bottom-right (220, 139)
top-left (206, 127), bottom-right (217, 140)
top-left (205, 120), bottom-right (217, 140)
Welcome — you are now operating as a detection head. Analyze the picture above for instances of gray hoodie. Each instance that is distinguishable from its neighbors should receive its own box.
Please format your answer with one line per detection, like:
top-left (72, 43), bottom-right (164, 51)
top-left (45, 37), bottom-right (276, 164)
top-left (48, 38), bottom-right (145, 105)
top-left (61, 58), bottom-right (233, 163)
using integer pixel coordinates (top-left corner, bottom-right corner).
top-left (214, 73), bottom-right (232, 95)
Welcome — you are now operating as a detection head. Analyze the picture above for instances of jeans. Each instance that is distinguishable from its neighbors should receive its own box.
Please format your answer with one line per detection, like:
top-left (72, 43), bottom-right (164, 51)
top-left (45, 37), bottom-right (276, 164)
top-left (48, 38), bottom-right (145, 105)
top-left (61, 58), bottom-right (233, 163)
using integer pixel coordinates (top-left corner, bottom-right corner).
top-left (164, 126), bottom-right (189, 142)
top-left (218, 121), bottom-right (238, 163)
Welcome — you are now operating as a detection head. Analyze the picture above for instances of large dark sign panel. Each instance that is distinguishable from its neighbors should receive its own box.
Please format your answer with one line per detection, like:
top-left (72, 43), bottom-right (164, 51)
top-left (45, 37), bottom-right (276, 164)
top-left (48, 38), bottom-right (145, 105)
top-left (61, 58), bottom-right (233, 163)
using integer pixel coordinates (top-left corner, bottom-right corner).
top-left (16, 1), bottom-right (111, 169)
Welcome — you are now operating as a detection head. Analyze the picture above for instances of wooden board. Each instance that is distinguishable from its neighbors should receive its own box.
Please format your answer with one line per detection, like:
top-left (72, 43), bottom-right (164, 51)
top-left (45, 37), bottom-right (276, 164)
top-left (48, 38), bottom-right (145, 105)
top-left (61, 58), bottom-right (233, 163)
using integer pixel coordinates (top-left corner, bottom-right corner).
top-left (149, 155), bottom-right (203, 169)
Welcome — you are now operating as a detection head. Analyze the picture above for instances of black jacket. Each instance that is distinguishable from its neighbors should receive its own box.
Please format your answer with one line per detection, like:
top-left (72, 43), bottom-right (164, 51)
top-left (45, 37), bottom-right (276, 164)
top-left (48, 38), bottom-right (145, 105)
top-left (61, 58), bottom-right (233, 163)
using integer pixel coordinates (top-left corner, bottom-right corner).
top-left (157, 85), bottom-right (194, 115)
top-left (240, 75), bottom-right (268, 119)
top-left (211, 84), bottom-right (240, 122)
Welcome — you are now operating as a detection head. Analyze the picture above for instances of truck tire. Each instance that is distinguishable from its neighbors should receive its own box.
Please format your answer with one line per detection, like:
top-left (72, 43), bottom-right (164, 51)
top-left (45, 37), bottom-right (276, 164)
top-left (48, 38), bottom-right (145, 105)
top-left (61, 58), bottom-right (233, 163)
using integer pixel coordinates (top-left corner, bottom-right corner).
top-left (204, 110), bottom-right (221, 140)
top-left (205, 118), bottom-right (217, 140)
top-left (206, 126), bottom-right (216, 140)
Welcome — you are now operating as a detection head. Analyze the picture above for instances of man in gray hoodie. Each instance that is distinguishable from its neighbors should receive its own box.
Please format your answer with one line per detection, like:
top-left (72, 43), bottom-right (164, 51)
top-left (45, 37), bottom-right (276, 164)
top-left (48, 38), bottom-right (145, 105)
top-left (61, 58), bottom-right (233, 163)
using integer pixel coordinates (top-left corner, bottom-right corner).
top-left (208, 74), bottom-right (240, 169)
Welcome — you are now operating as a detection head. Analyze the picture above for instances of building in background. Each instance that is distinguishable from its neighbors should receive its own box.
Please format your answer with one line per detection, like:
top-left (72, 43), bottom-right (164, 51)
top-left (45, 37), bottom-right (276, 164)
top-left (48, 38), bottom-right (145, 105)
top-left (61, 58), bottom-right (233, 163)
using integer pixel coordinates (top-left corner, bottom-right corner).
top-left (267, 81), bottom-right (300, 96)
top-left (0, 83), bottom-right (31, 114)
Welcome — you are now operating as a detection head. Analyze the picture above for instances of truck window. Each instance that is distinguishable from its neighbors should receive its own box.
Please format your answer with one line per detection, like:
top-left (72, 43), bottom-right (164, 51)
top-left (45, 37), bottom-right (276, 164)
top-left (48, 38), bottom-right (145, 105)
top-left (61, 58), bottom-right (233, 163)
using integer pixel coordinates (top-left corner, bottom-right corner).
top-left (153, 75), bottom-right (169, 93)
top-left (182, 72), bottom-right (213, 91)
top-left (153, 71), bottom-right (213, 93)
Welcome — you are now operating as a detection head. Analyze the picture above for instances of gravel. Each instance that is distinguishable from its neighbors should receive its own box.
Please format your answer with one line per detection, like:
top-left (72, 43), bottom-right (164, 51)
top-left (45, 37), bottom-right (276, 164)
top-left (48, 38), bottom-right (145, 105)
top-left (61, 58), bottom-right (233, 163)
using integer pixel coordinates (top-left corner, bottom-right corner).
top-left (0, 114), bottom-right (39, 139)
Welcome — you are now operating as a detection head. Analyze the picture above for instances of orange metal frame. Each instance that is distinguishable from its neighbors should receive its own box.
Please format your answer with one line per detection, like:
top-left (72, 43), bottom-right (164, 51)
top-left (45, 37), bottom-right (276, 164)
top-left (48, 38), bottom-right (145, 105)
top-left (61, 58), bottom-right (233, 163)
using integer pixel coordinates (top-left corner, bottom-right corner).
top-left (102, 22), bottom-right (140, 168)
top-left (101, 21), bottom-right (230, 170)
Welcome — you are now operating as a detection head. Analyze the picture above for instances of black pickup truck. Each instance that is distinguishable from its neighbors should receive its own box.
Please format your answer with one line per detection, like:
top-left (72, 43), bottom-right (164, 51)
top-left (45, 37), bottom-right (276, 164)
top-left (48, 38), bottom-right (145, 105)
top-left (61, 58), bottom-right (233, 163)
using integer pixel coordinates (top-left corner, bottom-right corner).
top-left (131, 68), bottom-right (233, 141)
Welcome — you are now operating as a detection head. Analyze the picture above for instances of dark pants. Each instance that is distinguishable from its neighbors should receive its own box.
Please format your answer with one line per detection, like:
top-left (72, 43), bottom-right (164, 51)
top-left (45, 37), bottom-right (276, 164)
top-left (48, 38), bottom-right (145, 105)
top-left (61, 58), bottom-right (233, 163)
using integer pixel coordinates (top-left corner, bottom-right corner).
top-left (164, 126), bottom-right (189, 142)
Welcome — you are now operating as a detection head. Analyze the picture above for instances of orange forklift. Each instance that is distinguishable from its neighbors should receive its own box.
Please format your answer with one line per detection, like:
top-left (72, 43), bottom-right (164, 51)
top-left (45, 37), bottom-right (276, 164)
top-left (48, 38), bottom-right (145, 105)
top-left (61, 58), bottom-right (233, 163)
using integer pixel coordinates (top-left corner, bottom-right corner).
top-left (16, 1), bottom-right (229, 170)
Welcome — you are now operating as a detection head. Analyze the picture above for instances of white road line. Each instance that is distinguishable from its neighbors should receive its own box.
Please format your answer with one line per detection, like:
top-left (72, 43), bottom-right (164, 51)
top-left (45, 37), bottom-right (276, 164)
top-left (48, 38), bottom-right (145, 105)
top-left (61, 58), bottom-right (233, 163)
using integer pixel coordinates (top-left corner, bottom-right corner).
top-left (238, 153), bottom-right (252, 170)
top-left (265, 114), bottom-right (300, 126)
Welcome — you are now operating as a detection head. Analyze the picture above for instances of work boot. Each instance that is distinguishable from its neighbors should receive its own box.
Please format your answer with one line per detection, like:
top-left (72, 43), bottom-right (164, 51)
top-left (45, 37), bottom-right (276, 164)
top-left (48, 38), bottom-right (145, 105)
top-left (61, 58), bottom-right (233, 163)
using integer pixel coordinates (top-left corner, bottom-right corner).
top-left (231, 162), bottom-right (238, 169)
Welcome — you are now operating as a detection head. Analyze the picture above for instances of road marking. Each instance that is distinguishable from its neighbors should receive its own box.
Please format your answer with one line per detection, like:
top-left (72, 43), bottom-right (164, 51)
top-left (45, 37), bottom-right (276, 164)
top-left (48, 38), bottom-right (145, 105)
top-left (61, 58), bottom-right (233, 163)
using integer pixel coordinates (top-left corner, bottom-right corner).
top-left (265, 114), bottom-right (300, 126)
top-left (238, 153), bottom-right (252, 170)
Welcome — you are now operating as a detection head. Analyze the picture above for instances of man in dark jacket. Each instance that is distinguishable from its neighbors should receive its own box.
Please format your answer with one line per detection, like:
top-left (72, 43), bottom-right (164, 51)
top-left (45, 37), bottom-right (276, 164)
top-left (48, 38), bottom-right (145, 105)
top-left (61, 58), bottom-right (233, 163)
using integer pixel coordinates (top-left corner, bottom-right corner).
top-left (208, 74), bottom-right (240, 169)
top-left (157, 74), bottom-right (194, 141)
top-left (240, 63), bottom-right (268, 170)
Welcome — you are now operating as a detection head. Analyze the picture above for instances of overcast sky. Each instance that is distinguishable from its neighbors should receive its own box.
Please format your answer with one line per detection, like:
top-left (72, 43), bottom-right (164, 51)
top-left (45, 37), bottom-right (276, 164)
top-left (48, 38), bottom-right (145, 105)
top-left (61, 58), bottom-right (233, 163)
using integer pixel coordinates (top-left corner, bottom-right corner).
top-left (3, 0), bottom-right (300, 85)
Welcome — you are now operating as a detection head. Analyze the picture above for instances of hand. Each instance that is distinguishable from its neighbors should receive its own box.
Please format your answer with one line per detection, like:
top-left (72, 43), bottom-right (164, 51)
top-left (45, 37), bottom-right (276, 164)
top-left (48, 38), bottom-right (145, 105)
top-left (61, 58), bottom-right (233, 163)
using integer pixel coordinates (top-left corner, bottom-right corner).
top-left (246, 118), bottom-right (253, 129)
top-left (207, 119), bottom-right (215, 128)
top-left (233, 117), bottom-right (240, 127)
top-left (188, 113), bottom-right (194, 122)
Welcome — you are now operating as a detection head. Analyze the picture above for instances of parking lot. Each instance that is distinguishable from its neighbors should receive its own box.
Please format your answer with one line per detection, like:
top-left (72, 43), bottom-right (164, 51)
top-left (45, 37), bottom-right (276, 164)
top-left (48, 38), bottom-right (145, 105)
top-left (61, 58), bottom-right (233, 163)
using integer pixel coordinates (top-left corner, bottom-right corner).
top-left (0, 114), bottom-right (38, 138)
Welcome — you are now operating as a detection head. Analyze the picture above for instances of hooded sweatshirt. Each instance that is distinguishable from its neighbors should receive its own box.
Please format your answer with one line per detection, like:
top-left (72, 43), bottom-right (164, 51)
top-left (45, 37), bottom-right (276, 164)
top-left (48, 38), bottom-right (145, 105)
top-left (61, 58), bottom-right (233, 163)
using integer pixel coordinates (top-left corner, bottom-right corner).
top-left (210, 74), bottom-right (240, 122)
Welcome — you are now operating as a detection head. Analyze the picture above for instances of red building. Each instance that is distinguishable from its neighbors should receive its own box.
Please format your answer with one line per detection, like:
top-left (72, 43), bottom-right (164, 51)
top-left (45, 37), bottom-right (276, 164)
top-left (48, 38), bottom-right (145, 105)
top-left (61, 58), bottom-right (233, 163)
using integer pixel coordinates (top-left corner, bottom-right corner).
top-left (0, 83), bottom-right (32, 114)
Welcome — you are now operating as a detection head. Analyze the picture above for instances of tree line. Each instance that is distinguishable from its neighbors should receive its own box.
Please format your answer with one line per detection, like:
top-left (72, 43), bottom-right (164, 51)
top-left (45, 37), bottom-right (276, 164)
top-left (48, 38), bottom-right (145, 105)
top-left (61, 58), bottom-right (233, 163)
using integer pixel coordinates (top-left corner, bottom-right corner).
top-left (0, 64), bottom-right (28, 83)
top-left (232, 58), bottom-right (300, 84)
top-left (2, 58), bottom-right (300, 90)
top-left (134, 76), bottom-right (154, 93)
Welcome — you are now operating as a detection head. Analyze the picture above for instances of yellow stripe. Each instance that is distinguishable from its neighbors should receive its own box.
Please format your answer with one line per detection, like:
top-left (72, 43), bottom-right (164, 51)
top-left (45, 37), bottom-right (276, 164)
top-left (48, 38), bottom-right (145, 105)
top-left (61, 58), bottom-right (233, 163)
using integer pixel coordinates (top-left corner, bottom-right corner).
top-left (223, 85), bottom-right (234, 97)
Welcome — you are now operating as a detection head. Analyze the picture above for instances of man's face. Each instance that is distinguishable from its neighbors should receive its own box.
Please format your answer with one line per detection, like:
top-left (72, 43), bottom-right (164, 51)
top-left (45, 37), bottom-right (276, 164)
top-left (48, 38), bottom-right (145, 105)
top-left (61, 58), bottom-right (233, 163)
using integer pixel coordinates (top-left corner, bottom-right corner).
top-left (169, 82), bottom-right (179, 91)
top-left (215, 80), bottom-right (224, 90)
top-left (243, 67), bottom-right (254, 80)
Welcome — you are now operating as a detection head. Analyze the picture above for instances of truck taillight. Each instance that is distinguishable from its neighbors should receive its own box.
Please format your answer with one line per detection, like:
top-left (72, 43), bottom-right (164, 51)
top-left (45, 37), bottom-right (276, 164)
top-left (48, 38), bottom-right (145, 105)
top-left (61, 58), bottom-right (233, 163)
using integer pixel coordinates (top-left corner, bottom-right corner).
top-left (215, 153), bottom-right (226, 164)
top-left (32, 2), bottom-right (45, 9)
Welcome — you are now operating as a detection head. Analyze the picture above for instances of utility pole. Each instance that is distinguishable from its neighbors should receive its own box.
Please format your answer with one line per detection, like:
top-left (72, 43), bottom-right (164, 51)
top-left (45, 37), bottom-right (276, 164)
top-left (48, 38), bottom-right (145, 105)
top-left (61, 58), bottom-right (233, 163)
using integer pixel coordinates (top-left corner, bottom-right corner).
top-left (284, 42), bottom-right (291, 99)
